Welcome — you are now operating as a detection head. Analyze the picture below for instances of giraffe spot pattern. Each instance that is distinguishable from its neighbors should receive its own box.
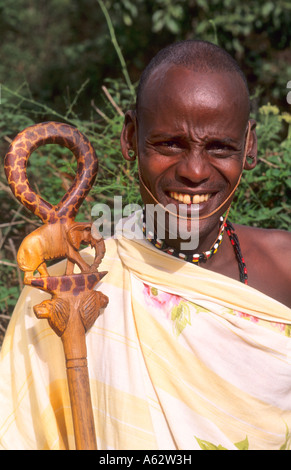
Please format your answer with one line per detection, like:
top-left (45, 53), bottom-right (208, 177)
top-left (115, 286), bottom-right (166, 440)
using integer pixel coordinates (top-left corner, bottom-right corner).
top-left (4, 121), bottom-right (98, 224)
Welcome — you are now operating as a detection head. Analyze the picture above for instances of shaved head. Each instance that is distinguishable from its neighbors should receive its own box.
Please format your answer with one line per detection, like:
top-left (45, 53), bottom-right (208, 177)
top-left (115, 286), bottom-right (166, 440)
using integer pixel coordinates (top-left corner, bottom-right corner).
top-left (136, 40), bottom-right (250, 116)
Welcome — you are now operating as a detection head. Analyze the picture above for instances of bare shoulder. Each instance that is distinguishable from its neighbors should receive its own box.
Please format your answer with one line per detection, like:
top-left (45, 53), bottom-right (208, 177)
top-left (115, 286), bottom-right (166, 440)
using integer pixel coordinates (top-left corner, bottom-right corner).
top-left (235, 224), bottom-right (291, 257)
top-left (233, 224), bottom-right (291, 307)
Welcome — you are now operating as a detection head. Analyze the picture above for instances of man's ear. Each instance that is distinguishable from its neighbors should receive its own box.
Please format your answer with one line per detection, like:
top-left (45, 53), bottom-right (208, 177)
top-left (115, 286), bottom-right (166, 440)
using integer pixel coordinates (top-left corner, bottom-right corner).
top-left (120, 110), bottom-right (138, 161)
top-left (244, 119), bottom-right (258, 170)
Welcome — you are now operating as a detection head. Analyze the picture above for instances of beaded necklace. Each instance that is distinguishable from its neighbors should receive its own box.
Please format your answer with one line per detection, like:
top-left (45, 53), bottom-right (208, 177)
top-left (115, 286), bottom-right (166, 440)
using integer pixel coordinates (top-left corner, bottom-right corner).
top-left (142, 209), bottom-right (248, 285)
top-left (224, 220), bottom-right (248, 284)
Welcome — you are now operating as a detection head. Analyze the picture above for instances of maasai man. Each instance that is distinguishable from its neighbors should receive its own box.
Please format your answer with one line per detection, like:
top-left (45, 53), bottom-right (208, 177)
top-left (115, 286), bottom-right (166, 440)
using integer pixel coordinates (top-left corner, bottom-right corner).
top-left (1, 40), bottom-right (291, 450)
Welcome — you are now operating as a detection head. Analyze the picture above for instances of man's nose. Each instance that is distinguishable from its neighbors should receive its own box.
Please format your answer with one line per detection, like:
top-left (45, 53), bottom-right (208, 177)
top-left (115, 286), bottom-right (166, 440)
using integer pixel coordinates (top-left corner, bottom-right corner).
top-left (175, 147), bottom-right (211, 184)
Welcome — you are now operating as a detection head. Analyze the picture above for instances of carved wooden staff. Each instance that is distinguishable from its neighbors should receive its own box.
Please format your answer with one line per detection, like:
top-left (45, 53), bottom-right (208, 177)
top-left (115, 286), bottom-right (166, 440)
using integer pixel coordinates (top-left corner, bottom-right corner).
top-left (4, 121), bottom-right (109, 450)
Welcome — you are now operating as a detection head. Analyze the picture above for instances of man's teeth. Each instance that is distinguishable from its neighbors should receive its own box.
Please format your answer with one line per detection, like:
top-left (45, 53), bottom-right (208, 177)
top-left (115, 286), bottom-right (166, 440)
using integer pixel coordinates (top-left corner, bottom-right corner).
top-left (169, 192), bottom-right (210, 204)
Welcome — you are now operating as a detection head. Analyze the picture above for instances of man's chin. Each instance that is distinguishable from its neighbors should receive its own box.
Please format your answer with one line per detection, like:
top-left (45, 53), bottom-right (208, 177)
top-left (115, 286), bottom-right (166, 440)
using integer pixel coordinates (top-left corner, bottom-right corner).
top-left (146, 205), bottom-right (200, 252)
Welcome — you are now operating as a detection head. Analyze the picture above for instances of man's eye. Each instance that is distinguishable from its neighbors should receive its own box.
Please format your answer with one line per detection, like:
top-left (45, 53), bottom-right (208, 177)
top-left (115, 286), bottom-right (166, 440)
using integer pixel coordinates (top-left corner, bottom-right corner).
top-left (160, 141), bottom-right (179, 147)
top-left (206, 142), bottom-right (235, 154)
top-left (155, 140), bottom-right (184, 152)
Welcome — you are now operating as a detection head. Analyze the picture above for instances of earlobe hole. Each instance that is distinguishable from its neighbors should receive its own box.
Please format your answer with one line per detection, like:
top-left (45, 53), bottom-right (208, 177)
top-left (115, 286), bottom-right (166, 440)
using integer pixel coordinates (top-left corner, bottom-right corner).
top-left (245, 154), bottom-right (256, 170)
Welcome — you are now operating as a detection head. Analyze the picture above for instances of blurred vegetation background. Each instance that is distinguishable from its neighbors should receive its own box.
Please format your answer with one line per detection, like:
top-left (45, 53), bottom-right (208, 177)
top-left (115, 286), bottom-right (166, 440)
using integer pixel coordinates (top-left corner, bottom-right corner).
top-left (0, 0), bottom-right (291, 338)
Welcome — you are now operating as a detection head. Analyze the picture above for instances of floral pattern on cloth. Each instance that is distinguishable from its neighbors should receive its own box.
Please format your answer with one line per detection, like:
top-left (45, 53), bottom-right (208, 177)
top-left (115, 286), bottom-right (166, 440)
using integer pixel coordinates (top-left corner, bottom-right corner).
top-left (195, 435), bottom-right (250, 450)
top-left (143, 283), bottom-right (190, 337)
top-left (232, 309), bottom-right (291, 337)
top-left (143, 283), bottom-right (218, 337)
top-left (195, 423), bottom-right (291, 450)
top-left (142, 283), bottom-right (291, 338)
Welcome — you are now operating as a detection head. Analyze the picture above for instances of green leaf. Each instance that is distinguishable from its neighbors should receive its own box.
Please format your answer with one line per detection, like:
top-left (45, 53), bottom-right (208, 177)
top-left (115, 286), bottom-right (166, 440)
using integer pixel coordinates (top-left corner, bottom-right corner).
top-left (195, 437), bottom-right (227, 450)
top-left (234, 436), bottom-right (249, 450)
top-left (261, 2), bottom-right (274, 17)
top-left (279, 423), bottom-right (291, 450)
top-left (165, 17), bottom-right (180, 34)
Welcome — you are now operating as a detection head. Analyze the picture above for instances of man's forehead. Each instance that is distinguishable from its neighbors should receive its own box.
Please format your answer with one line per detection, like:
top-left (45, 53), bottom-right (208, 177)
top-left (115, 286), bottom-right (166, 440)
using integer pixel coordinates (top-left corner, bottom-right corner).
top-left (138, 63), bottom-right (249, 121)
top-left (141, 63), bottom-right (246, 100)
top-left (136, 64), bottom-right (250, 138)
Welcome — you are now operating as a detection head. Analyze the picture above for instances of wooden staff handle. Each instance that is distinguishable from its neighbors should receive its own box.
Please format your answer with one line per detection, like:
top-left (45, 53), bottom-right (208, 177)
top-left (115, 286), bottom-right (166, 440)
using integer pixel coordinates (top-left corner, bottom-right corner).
top-left (66, 361), bottom-right (97, 449)
top-left (4, 122), bottom-right (109, 450)
top-left (61, 288), bottom-right (97, 450)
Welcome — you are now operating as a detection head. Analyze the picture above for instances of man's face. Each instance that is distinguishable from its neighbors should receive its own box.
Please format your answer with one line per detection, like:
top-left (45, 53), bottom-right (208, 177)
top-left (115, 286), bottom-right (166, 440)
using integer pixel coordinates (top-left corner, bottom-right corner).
top-left (134, 64), bottom-right (250, 244)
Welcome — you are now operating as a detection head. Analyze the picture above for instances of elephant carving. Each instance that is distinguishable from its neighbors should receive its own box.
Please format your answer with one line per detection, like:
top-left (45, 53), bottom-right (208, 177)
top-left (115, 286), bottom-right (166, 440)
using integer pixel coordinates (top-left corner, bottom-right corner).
top-left (66, 222), bottom-right (105, 274)
top-left (17, 221), bottom-right (106, 283)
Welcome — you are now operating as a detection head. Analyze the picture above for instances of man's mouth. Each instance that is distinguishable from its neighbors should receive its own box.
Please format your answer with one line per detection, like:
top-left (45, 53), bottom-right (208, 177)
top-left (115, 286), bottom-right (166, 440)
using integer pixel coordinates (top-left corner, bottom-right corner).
top-left (169, 191), bottom-right (211, 205)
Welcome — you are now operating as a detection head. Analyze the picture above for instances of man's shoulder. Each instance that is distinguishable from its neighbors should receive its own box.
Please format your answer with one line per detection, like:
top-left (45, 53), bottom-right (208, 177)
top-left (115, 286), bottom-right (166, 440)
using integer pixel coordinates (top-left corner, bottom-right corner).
top-left (235, 224), bottom-right (291, 255)
top-left (234, 224), bottom-right (291, 307)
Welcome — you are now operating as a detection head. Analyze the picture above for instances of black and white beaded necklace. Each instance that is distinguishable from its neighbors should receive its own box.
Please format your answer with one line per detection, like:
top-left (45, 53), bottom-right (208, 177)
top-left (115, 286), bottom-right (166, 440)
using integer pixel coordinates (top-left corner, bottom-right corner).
top-left (142, 209), bottom-right (248, 285)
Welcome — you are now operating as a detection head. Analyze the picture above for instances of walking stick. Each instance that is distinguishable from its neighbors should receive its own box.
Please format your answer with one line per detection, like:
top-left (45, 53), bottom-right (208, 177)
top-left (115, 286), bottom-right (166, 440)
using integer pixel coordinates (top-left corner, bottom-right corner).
top-left (4, 121), bottom-right (109, 450)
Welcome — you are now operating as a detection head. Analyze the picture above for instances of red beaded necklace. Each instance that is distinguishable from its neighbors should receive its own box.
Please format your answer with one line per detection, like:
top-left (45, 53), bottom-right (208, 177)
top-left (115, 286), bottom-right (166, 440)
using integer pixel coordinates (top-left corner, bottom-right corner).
top-left (224, 220), bottom-right (248, 284)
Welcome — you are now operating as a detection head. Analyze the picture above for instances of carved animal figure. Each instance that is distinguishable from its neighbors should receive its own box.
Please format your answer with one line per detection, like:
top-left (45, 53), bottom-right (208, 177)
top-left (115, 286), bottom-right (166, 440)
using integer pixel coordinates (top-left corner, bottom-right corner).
top-left (16, 221), bottom-right (105, 282)
top-left (34, 289), bottom-right (109, 336)
top-left (34, 297), bottom-right (70, 336)
top-left (4, 122), bottom-right (102, 282)
top-left (66, 222), bottom-right (105, 274)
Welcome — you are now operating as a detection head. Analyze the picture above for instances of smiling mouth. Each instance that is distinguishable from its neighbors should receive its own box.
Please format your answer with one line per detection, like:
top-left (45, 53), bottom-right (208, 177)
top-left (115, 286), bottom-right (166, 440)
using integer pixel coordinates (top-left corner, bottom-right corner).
top-left (169, 191), bottom-right (212, 204)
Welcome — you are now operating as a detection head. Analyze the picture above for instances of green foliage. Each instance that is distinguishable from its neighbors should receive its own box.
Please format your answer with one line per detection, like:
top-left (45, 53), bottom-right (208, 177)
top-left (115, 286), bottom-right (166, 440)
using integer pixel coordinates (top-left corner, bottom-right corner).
top-left (1, 0), bottom-right (291, 116)
top-left (231, 105), bottom-right (291, 229)
top-left (0, 265), bottom-right (20, 306)
top-left (152, 1), bottom-right (185, 34)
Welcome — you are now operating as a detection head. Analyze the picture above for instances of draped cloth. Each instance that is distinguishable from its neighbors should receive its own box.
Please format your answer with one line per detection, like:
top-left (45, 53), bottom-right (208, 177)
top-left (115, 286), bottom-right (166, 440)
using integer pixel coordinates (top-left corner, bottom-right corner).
top-left (1, 212), bottom-right (291, 450)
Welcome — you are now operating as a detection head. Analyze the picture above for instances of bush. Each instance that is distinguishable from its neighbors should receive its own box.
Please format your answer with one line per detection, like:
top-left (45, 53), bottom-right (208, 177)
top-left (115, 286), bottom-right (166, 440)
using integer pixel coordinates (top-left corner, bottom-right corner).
top-left (231, 104), bottom-right (291, 229)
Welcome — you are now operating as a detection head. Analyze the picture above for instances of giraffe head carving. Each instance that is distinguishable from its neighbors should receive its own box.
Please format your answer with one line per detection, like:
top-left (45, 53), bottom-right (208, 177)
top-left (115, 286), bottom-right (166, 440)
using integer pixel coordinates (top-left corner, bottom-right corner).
top-left (4, 122), bottom-right (104, 283)
top-left (4, 121), bottom-right (98, 223)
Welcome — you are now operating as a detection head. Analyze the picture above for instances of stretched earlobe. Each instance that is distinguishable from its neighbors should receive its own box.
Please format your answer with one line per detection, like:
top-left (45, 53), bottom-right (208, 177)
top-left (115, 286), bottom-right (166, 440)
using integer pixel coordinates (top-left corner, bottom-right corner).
top-left (120, 110), bottom-right (138, 162)
top-left (126, 149), bottom-right (137, 161)
top-left (244, 119), bottom-right (257, 170)
top-left (244, 154), bottom-right (257, 170)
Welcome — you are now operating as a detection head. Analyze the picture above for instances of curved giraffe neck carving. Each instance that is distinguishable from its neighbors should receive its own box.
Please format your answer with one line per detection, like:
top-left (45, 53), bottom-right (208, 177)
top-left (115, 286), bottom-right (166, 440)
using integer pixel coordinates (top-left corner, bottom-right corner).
top-left (4, 121), bottom-right (98, 224)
